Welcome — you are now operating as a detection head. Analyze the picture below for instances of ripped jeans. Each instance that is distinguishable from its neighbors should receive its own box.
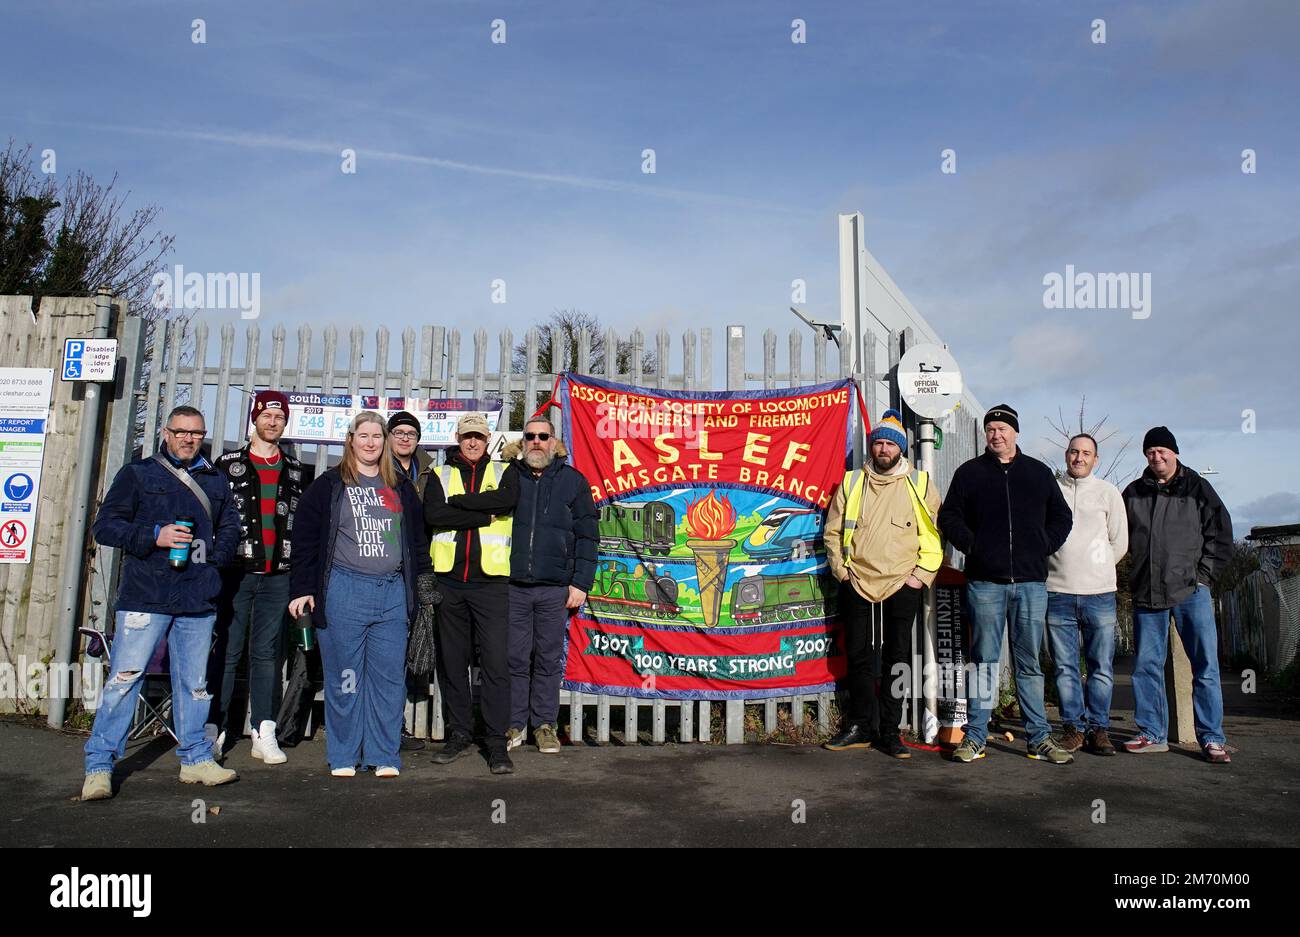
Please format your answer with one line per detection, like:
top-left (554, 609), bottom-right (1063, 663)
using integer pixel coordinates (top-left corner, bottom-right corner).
top-left (84, 609), bottom-right (218, 774)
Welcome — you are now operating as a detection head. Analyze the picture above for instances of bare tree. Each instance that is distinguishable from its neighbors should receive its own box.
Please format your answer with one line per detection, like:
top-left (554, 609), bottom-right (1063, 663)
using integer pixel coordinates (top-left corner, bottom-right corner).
top-left (2, 139), bottom-right (184, 441)
top-left (1042, 396), bottom-right (1136, 485)
top-left (2, 140), bottom-right (175, 319)
top-left (509, 308), bottom-right (658, 425)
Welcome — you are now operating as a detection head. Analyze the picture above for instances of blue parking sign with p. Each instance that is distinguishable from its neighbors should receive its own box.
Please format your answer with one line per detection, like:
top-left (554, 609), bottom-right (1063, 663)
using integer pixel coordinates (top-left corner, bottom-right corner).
top-left (63, 339), bottom-right (84, 379)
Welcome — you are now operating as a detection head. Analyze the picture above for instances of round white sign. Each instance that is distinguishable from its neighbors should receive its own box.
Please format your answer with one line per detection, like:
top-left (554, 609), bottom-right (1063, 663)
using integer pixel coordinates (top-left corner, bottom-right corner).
top-left (897, 344), bottom-right (962, 419)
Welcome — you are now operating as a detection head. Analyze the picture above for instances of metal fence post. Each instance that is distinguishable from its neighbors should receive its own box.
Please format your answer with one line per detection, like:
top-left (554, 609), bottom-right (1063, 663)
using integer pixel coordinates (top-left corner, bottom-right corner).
top-left (724, 325), bottom-right (746, 744)
top-left (47, 288), bottom-right (116, 728)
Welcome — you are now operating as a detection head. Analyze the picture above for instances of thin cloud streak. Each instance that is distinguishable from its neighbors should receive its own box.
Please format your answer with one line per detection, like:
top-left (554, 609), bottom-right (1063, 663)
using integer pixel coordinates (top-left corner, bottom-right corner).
top-left (60, 120), bottom-right (809, 215)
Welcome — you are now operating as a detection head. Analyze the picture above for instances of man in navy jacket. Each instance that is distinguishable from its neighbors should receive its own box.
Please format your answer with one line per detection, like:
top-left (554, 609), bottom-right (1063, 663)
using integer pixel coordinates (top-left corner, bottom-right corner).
top-left (938, 404), bottom-right (1074, 766)
top-left (499, 417), bottom-right (597, 754)
top-left (82, 406), bottom-right (241, 800)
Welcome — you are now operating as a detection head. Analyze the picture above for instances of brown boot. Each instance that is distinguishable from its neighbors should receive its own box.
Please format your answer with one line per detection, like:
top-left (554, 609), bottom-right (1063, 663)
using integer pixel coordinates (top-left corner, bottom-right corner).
top-left (1059, 724), bottom-right (1084, 752)
top-left (1085, 727), bottom-right (1116, 756)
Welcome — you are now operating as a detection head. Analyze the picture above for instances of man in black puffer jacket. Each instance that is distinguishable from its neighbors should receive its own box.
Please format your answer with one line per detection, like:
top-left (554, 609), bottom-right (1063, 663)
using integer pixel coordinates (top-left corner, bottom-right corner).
top-left (938, 404), bottom-right (1074, 765)
top-left (499, 417), bottom-right (597, 754)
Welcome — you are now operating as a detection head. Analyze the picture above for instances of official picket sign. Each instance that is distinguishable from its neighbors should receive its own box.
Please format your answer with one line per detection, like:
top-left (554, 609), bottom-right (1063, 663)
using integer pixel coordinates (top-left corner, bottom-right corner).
top-left (281, 394), bottom-right (502, 446)
top-left (897, 343), bottom-right (962, 420)
top-left (0, 368), bottom-right (54, 563)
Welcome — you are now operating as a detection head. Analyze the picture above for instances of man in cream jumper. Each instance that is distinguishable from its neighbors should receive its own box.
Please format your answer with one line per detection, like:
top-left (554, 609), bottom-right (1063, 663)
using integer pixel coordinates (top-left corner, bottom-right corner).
top-left (1046, 433), bottom-right (1128, 755)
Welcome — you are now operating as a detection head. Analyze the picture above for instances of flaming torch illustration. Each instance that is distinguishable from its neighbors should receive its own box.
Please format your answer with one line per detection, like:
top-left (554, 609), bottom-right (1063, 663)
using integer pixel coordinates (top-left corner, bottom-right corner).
top-left (684, 490), bottom-right (738, 628)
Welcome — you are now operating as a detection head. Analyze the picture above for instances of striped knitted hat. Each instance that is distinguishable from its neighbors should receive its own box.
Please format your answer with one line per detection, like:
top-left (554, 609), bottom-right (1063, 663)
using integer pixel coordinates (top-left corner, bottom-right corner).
top-left (870, 409), bottom-right (907, 454)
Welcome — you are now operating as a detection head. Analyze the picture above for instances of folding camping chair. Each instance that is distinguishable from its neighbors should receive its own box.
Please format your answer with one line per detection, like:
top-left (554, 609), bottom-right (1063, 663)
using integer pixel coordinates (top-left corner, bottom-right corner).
top-left (79, 623), bottom-right (178, 743)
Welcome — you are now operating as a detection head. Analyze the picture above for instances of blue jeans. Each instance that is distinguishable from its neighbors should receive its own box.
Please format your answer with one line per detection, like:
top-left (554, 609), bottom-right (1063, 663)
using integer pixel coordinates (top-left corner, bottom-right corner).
top-left (1132, 586), bottom-right (1226, 746)
top-left (319, 566), bottom-right (408, 771)
top-left (84, 609), bottom-right (218, 774)
top-left (1046, 592), bottom-right (1118, 731)
top-left (209, 572), bottom-right (290, 730)
top-left (962, 580), bottom-right (1051, 746)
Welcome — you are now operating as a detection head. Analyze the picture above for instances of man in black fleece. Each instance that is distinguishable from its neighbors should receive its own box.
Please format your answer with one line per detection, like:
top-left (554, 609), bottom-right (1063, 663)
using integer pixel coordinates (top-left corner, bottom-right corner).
top-left (938, 404), bottom-right (1074, 765)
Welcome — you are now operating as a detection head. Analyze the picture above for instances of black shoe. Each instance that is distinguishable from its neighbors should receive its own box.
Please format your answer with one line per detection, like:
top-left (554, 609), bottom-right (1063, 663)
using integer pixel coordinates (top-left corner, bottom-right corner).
top-left (488, 749), bottom-right (514, 775)
top-left (880, 735), bottom-right (912, 759)
top-left (823, 723), bottom-right (873, 751)
top-left (400, 732), bottom-right (426, 752)
top-left (431, 735), bottom-right (475, 764)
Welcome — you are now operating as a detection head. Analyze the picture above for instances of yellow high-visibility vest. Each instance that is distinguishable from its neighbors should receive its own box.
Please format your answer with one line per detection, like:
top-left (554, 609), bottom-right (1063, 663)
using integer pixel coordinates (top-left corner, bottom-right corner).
top-left (430, 462), bottom-right (512, 576)
top-left (841, 468), bottom-right (942, 574)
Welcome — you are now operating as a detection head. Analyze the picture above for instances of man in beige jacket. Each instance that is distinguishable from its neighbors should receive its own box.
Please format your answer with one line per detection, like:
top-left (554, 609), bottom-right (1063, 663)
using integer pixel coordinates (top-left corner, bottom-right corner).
top-left (823, 410), bottom-right (942, 758)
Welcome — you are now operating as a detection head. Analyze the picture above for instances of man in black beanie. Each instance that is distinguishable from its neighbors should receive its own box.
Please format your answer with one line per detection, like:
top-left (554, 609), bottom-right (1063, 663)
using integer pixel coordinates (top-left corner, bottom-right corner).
top-left (386, 410), bottom-right (434, 752)
top-left (1121, 426), bottom-right (1233, 763)
top-left (387, 410), bottom-right (434, 499)
top-left (938, 403), bottom-right (1075, 765)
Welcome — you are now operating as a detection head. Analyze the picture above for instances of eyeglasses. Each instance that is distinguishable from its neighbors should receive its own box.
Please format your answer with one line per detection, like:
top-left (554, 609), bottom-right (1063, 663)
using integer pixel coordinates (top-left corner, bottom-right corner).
top-left (391, 430), bottom-right (419, 441)
top-left (524, 432), bottom-right (551, 441)
top-left (166, 428), bottom-right (205, 439)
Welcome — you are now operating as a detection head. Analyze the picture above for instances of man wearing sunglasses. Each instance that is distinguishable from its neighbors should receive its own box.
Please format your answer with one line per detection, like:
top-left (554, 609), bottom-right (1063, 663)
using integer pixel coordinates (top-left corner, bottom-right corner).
top-left (424, 412), bottom-right (518, 773)
top-left (494, 417), bottom-right (597, 755)
top-left (81, 406), bottom-right (241, 800)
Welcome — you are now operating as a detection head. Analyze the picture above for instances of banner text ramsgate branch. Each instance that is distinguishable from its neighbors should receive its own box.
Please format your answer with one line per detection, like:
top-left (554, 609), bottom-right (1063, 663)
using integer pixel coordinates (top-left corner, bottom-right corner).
top-left (570, 387), bottom-right (850, 506)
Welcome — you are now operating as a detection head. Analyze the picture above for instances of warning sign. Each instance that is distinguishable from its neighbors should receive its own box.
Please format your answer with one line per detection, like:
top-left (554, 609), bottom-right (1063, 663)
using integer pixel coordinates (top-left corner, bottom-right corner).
top-left (0, 368), bottom-right (53, 563)
top-left (0, 519), bottom-right (25, 544)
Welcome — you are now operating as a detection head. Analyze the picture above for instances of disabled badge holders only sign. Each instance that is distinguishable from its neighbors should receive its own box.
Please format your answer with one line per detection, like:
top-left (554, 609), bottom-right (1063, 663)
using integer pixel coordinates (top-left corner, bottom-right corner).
top-left (61, 338), bottom-right (118, 382)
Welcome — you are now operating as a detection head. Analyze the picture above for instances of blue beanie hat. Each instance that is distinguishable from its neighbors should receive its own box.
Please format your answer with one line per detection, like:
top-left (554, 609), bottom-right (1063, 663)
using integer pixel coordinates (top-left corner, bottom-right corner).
top-left (870, 409), bottom-right (907, 455)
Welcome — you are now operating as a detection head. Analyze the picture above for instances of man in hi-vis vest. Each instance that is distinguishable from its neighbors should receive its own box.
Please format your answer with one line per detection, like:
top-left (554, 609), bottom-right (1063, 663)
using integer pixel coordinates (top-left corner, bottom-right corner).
top-left (422, 412), bottom-right (518, 775)
top-left (823, 410), bottom-right (942, 759)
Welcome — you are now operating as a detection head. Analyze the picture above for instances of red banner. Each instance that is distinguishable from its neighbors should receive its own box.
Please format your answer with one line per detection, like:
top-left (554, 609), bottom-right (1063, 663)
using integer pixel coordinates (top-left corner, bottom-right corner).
top-left (559, 374), bottom-right (857, 699)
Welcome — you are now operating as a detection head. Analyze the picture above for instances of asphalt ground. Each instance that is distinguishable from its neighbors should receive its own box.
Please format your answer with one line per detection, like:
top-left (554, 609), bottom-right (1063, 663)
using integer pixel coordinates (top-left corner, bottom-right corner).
top-left (2, 663), bottom-right (1297, 849)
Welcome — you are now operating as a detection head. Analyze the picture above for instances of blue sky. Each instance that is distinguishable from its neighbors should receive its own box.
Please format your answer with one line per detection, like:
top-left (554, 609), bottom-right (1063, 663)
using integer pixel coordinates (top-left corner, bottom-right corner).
top-left (4, 0), bottom-right (1298, 533)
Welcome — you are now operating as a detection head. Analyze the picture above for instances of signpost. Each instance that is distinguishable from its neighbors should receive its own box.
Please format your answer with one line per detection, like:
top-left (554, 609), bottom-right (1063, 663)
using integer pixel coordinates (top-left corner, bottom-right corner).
top-left (897, 342), bottom-right (963, 743)
top-left (49, 289), bottom-right (118, 728)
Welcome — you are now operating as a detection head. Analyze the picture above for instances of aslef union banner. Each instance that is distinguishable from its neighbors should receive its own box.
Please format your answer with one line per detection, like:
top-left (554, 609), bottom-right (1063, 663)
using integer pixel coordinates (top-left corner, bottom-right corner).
top-left (559, 374), bottom-right (856, 699)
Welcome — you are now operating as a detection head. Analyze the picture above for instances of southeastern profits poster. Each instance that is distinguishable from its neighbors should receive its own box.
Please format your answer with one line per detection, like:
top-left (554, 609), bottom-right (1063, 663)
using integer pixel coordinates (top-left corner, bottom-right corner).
top-left (560, 374), bottom-right (855, 699)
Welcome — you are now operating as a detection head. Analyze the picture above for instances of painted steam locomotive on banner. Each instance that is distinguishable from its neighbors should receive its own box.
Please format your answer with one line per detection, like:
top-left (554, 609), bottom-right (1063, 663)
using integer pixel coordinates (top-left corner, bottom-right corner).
top-left (588, 560), bottom-right (681, 618)
top-left (729, 572), bottom-right (832, 624)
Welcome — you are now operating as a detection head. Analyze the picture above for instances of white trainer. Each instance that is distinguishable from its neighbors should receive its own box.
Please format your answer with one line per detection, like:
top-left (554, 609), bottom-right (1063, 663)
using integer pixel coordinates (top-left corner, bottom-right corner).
top-left (331, 767), bottom-right (356, 777)
top-left (204, 723), bottom-right (226, 760)
top-left (374, 766), bottom-right (400, 778)
top-left (250, 720), bottom-right (287, 765)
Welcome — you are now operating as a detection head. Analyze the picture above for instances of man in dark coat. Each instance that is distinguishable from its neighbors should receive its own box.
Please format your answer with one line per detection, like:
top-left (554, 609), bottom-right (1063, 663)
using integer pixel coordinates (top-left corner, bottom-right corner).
top-left (82, 406), bottom-right (241, 800)
top-left (938, 403), bottom-right (1074, 765)
top-left (500, 417), bottom-right (597, 754)
top-left (1121, 426), bottom-right (1233, 763)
